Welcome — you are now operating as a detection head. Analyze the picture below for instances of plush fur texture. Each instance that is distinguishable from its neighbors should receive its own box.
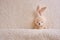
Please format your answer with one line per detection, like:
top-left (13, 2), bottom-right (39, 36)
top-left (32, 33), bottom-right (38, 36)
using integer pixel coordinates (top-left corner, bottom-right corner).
top-left (33, 6), bottom-right (47, 29)
top-left (0, 29), bottom-right (60, 40)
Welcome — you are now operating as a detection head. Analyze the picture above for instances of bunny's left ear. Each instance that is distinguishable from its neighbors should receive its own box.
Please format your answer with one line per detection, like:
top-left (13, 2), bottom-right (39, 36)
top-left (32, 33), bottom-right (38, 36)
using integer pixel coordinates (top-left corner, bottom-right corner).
top-left (36, 6), bottom-right (40, 12)
top-left (36, 6), bottom-right (41, 15)
top-left (39, 7), bottom-right (47, 13)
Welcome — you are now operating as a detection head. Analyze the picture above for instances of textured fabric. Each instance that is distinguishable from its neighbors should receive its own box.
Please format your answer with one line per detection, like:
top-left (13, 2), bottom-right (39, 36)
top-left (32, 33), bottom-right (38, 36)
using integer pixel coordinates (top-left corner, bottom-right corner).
top-left (0, 29), bottom-right (60, 40)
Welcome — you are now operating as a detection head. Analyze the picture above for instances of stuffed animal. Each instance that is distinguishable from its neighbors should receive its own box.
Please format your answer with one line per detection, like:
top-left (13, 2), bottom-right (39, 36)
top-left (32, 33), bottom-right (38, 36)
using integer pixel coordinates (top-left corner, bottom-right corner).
top-left (33, 6), bottom-right (47, 29)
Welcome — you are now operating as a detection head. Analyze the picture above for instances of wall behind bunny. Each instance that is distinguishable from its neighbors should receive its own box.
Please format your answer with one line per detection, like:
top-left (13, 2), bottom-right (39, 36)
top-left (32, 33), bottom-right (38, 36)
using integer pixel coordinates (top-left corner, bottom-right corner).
top-left (0, 0), bottom-right (60, 29)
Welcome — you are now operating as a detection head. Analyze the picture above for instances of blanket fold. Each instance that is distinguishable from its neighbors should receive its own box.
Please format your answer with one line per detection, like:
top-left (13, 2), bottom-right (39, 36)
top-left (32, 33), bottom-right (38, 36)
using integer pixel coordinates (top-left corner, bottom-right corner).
top-left (0, 29), bottom-right (60, 40)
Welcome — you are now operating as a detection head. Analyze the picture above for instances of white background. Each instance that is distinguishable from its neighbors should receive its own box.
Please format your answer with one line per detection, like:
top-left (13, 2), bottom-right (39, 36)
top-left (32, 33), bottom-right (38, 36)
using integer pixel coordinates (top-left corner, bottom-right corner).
top-left (0, 0), bottom-right (60, 29)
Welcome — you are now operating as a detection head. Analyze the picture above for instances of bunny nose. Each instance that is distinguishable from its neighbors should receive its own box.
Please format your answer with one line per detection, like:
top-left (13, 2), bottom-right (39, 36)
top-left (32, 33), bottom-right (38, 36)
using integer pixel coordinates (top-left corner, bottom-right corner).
top-left (39, 23), bottom-right (40, 25)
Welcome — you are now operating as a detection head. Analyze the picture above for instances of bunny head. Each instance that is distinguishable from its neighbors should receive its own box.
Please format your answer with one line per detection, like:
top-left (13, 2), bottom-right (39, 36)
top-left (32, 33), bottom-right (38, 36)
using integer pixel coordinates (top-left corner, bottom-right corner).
top-left (33, 6), bottom-right (47, 29)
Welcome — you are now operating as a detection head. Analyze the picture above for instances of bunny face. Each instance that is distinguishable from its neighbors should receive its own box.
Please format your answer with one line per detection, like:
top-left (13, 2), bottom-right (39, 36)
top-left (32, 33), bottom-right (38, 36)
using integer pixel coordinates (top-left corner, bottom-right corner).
top-left (34, 16), bottom-right (46, 29)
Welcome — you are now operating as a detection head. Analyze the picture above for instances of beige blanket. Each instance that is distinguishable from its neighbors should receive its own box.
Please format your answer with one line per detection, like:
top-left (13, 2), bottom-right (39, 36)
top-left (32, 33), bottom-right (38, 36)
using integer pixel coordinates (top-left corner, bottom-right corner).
top-left (0, 29), bottom-right (60, 40)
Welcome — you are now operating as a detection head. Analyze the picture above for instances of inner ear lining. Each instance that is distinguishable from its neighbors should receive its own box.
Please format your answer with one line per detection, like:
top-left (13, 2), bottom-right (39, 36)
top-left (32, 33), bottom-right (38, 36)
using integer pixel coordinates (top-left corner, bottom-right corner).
top-left (38, 12), bottom-right (41, 16)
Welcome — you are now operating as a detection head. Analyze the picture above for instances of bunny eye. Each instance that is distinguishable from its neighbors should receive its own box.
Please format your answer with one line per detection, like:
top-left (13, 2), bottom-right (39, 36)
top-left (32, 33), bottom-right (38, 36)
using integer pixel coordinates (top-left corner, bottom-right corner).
top-left (36, 22), bottom-right (40, 25)
top-left (41, 21), bottom-right (43, 23)
top-left (39, 23), bottom-right (40, 25)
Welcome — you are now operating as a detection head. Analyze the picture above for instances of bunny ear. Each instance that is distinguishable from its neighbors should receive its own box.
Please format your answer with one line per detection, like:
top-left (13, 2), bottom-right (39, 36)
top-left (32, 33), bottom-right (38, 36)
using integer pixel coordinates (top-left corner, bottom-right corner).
top-left (36, 6), bottom-right (41, 16)
top-left (36, 6), bottom-right (47, 16)
top-left (36, 6), bottom-right (40, 12)
top-left (39, 7), bottom-right (47, 13)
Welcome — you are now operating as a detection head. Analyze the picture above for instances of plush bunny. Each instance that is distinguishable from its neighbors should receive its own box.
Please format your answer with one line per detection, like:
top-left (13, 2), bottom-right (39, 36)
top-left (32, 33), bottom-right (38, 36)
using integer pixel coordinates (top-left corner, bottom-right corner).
top-left (33, 6), bottom-right (47, 29)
